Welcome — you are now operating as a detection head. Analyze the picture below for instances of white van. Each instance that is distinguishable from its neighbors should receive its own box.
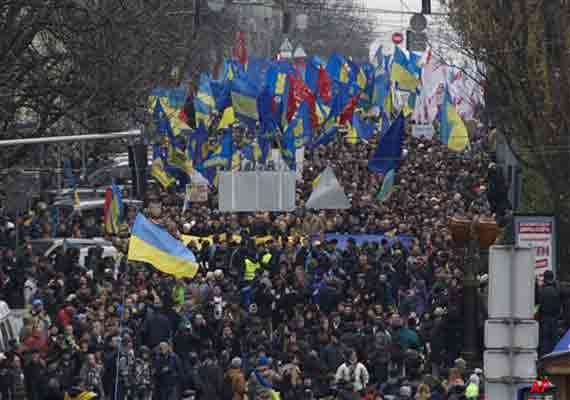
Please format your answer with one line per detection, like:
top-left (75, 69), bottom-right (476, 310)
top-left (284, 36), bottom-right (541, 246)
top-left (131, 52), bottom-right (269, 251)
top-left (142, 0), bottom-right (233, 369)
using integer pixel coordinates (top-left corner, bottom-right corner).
top-left (0, 301), bottom-right (23, 352)
top-left (28, 238), bottom-right (118, 269)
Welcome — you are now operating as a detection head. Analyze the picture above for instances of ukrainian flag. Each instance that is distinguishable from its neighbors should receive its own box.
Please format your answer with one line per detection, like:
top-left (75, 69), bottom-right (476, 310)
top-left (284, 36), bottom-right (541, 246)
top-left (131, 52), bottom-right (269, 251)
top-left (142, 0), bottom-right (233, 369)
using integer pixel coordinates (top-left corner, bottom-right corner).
top-left (167, 143), bottom-right (193, 177)
top-left (128, 213), bottom-right (198, 279)
top-left (326, 53), bottom-right (351, 85)
top-left (218, 106), bottom-right (236, 129)
top-left (390, 47), bottom-right (419, 92)
top-left (345, 122), bottom-right (358, 145)
top-left (151, 159), bottom-right (175, 189)
top-left (281, 122), bottom-right (297, 171)
top-left (439, 88), bottom-right (470, 152)
top-left (148, 86), bottom-right (191, 136)
top-left (231, 76), bottom-right (259, 125)
top-left (194, 74), bottom-right (216, 127)
top-left (353, 112), bottom-right (375, 141)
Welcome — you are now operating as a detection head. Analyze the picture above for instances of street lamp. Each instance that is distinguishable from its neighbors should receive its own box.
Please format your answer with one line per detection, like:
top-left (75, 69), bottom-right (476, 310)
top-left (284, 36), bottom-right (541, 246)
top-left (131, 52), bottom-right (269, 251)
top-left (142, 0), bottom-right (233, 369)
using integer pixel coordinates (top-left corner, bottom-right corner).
top-left (448, 215), bottom-right (500, 366)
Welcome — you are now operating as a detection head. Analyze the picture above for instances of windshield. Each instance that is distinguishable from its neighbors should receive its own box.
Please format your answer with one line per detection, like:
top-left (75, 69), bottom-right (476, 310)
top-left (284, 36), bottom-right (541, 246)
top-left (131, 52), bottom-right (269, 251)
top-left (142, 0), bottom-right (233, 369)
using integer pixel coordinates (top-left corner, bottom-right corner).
top-left (29, 241), bottom-right (56, 256)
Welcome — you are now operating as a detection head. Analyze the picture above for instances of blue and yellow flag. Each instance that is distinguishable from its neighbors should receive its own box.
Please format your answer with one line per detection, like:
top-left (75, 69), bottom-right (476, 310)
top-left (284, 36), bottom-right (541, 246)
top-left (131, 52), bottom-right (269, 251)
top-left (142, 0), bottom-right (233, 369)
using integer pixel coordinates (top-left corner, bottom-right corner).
top-left (187, 124), bottom-right (210, 165)
top-left (286, 102), bottom-right (312, 148)
top-left (390, 47), bottom-right (419, 92)
top-left (353, 112), bottom-right (375, 141)
top-left (151, 159), bottom-right (175, 189)
top-left (310, 124), bottom-right (338, 149)
top-left (345, 122), bottom-right (358, 145)
top-left (104, 182), bottom-right (123, 234)
top-left (148, 86), bottom-right (191, 136)
top-left (439, 88), bottom-right (470, 152)
top-left (280, 124), bottom-right (297, 171)
top-left (231, 76), bottom-right (259, 126)
top-left (326, 53), bottom-right (351, 85)
top-left (196, 129), bottom-right (233, 186)
top-left (128, 213), bottom-right (198, 278)
top-left (194, 74), bottom-right (216, 127)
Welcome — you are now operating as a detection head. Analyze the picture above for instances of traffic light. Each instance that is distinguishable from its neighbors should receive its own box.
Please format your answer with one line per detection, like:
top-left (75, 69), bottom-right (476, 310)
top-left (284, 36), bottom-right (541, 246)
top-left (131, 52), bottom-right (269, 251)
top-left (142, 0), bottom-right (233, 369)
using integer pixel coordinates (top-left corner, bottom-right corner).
top-left (422, 0), bottom-right (431, 14)
top-left (282, 11), bottom-right (291, 34)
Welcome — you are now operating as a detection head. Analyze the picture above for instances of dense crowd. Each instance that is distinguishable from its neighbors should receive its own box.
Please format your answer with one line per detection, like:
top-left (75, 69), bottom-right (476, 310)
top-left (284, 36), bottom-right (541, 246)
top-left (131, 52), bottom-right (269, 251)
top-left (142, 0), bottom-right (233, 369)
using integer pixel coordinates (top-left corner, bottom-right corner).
top-left (0, 122), bottom-right (510, 400)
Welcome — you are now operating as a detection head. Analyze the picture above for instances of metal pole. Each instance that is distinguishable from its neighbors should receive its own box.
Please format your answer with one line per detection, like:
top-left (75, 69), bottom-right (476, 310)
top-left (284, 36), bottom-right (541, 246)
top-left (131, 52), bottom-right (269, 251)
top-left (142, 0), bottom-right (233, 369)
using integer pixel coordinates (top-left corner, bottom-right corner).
top-left (0, 129), bottom-right (141, 147)
top-left (81, 141), bottom-right (86, 181)
top-left (462, 236), bottom-right (480, 366)
top-left (57, 145), bottom-right (62, 191)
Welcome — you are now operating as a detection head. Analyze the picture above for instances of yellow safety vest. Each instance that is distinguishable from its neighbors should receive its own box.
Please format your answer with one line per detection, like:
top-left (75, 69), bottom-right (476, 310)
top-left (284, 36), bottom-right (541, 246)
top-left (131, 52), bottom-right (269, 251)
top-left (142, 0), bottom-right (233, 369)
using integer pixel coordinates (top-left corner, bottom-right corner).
top-left (465, 383), bottom-right (479, 398)
top-left (262, 253), bottom-right (272, 265)
top-left (244, 259), bottom-right (260, 281)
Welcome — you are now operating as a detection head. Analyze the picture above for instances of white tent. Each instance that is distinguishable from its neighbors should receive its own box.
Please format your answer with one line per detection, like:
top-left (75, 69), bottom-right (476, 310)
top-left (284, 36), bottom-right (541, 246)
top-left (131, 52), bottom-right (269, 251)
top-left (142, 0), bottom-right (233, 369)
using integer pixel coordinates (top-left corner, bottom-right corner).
top-left (305, 167), bottom-right (350, 210)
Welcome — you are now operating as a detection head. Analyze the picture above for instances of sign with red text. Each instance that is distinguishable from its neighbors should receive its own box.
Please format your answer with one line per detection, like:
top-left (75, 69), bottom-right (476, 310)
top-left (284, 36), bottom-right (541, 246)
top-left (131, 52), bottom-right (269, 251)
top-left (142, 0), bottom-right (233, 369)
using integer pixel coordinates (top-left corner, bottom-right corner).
top-left (514, 215), bottom-right (557, 278)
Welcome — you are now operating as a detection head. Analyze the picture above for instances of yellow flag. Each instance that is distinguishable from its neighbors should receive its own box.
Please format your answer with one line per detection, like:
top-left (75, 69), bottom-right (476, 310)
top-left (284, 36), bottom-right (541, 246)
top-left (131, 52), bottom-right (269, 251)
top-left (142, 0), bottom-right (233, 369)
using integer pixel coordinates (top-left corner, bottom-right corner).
top-left (151, 159), bottom-right (175, 189)
top-left (218, 107), bottom-right (236, 129)
top-left (312, 173), bottom-right (322, 188)
top-left (345, 123), bottom-right (358, 145)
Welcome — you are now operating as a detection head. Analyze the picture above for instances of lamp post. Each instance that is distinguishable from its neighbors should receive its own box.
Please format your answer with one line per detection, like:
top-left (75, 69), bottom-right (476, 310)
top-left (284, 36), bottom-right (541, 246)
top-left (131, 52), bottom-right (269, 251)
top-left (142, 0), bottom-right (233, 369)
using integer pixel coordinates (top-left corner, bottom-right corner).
top-left (448, 215), bottom-right (500, 366)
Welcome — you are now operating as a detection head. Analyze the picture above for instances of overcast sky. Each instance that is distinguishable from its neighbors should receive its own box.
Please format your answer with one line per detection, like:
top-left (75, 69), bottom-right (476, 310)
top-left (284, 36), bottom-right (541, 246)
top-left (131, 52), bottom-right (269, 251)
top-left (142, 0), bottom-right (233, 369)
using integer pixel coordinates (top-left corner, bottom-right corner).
top-left (364, 0), bottom-right (445, 57)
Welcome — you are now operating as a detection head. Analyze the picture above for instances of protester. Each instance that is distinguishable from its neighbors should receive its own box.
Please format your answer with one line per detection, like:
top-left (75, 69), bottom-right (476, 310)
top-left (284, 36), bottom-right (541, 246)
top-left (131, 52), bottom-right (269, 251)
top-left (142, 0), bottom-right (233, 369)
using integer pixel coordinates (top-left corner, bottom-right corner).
top-left (0, 122), bottom-right (501, 400)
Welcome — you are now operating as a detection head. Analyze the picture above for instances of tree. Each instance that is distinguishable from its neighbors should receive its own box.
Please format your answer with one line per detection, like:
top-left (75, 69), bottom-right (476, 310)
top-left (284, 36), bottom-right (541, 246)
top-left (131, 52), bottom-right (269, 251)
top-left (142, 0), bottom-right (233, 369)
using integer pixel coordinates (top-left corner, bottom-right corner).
top-left (442, 0), bottom-right (570, 277)
top-left (0, 0), bottom-right (234, 137)
top-left (288, 0), bottom-right (375, 61)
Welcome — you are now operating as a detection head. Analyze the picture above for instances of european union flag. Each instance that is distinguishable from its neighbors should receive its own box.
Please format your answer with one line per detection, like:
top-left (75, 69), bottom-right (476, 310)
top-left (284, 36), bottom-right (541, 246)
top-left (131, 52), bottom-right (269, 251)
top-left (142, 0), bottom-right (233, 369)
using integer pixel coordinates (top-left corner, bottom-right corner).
top-left (368, 113), bottom-right (404, 175)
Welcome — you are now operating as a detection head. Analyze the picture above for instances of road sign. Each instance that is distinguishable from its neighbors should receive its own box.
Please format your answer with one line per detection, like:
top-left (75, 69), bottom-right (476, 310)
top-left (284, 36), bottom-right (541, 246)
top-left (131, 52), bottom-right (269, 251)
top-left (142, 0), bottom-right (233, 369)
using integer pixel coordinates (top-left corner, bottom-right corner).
top-left (410, 13), bottom-right (428, 31)
top-left (406, 30), bottom-right (427, 52)
top-left (391, 32), bottom-right (404, 45)
top-left (488, 246), bottom-right (535, 319)
top-left (484, 350), bottom-right (537, 380)
top-left (485, 320), bottom-right (538, 350)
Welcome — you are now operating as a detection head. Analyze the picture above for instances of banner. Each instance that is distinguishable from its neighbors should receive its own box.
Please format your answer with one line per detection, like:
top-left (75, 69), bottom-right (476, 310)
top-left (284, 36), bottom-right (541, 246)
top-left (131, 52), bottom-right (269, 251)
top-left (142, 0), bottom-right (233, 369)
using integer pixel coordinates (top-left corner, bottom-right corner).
top-left (514, 215), bottom-right (557, 277)
top-left (312, 233), bottom-right (415, 251)
top-left (189, 183), bottom-right (209, 202)
top-left (411, 124), bottom-right (435, 138)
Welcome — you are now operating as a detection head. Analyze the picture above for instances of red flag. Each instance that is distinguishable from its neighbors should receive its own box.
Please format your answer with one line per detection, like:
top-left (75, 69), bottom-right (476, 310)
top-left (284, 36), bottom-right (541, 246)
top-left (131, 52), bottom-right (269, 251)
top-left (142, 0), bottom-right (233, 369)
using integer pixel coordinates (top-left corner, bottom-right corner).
top-left (232, 32), bottom-right (248, 66)
top-left (339, 94), bottom-right (360, 125)
top-left (317, 66), bottom-right (332, 104)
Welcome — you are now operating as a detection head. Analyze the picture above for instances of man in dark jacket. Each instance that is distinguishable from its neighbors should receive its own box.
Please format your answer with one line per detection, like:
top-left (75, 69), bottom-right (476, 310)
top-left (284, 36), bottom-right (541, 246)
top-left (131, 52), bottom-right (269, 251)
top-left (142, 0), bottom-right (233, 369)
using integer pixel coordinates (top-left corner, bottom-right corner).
top-left (141, 307), bottom-right (174, 349)
top-left (154, 342), bottom-right (183, 400)
top-left (538, 271), bottom-right (561, 356)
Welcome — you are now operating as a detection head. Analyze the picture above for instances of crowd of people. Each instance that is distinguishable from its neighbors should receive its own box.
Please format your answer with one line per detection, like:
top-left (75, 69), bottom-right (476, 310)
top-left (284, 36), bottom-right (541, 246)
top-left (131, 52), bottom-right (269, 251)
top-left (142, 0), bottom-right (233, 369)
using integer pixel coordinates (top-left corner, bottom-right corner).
top-left (0, 119), bottom-right (528, 400)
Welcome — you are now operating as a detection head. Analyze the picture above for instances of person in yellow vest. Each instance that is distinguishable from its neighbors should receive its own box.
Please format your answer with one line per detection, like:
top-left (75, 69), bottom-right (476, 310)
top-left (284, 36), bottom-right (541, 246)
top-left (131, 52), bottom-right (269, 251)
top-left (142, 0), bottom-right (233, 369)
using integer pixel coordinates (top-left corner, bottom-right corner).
top-left (465, 373), bottom-right (480, 399)
top-left (64, 382), bottom-right (98, 400)
top-left (244, 254), bottom-right (261, 282)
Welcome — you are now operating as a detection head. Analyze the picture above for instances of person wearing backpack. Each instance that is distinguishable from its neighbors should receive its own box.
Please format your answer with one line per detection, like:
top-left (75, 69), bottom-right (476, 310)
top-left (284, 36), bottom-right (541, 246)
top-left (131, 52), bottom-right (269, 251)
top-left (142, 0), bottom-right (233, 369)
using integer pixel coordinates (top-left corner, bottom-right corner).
top-left (224, 357), bottom-right (246, 400)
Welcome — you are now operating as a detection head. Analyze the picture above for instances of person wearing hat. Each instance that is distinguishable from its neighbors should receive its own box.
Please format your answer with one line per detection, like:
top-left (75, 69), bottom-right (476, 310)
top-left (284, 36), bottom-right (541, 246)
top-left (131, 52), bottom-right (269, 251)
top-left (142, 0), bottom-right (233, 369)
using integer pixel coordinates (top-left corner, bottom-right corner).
top-left (223, 357), bottom-right (246, 400)
top-left (247, 356), bottom-right (282, 400)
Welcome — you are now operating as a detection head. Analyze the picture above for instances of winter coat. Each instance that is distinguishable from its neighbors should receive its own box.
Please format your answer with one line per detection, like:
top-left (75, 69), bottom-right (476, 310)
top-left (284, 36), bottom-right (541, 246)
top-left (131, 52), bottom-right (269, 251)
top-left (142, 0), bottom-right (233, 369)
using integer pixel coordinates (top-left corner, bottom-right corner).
top-left (334, 362), bottom-right (369, 392)
top-left (226, 367), bottom-right (246, 400)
